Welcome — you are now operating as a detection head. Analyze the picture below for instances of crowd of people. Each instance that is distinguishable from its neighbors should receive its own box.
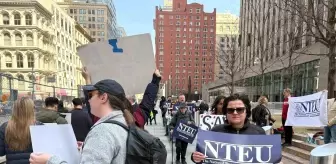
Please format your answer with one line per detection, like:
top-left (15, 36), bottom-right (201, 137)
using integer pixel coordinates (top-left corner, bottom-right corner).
top-left (0, 64), bottom-right (335, 164)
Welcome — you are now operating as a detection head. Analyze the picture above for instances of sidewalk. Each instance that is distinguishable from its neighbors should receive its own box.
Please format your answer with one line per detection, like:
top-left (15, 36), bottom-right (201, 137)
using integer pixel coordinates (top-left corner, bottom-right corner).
top-left (146, 106), bottom-right (195, 164)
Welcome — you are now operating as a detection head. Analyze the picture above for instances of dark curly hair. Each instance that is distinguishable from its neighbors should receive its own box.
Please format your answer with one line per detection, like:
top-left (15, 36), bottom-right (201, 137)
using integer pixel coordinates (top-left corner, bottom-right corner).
top-left (223, 94), bottom-right (251, 120)
top-left (211, 95), bottom-right (226, 114)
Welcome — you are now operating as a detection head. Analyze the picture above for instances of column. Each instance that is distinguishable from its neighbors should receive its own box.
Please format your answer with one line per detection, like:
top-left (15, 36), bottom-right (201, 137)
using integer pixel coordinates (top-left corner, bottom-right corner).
top-left (34, 52), bottom-right (39, 69)
top-left (32, 12), bottom-right (37, 25)
top-left (23, 53), bottom-right (27, 68)
top-left (33, 30), bottom-right (38, 46)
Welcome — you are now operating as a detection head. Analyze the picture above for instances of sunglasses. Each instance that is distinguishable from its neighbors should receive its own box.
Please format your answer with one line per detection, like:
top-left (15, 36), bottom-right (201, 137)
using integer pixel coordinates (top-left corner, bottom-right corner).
top-left (227, 107), bottom-right (245, 114)
top-left (88, 91), bottom-right (98, 100)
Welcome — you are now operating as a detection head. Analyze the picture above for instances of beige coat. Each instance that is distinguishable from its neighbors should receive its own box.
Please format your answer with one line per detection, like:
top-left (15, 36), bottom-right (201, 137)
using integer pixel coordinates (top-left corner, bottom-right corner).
top-left (327, 98), bottom-right (336, 125)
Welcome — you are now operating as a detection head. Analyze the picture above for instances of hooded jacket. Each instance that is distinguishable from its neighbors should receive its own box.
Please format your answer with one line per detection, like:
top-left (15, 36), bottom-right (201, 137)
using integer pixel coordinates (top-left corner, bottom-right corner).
top-left (47, 110), bottom-right (127, 164)
top-left (35, 108), bottom-right (67, 124)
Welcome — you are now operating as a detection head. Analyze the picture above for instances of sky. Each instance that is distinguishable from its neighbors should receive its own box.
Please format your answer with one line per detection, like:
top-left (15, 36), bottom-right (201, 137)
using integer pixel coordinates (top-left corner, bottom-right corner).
top-left (113, 0), bottom-right (240, 37)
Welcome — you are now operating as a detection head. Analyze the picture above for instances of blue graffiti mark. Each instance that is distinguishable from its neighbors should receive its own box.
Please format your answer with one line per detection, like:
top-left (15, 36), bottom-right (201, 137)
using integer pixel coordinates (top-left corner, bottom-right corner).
top-left (108, 39), bottom-right (123, 53)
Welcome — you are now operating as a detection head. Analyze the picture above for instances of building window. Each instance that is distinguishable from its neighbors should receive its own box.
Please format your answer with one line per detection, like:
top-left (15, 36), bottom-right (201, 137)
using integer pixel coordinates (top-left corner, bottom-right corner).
top-left (25, 14), bottom-right (32, 25)
top-left (14, 14), bottom-right (21, 25)
top-left (28, 54), bottom-right (34, 68)
top-left (18, 75), bottom-right (25, 90)
top-left (16, 53), bottom-right (23, 68)
top-left (4, 33), bottom-right (11, 45)
top-left (5, 53), bottom-right (12, 68)
top-left (26, 34), bottom-right (33, 46)
top-left (3, 13), bottom-right (9, 25)
top-left (15, 34), bottom-right (22, 46)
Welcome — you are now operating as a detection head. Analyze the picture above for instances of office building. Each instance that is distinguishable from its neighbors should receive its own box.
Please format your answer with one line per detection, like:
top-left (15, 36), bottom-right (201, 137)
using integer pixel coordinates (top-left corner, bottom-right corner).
top-left (57, 0), bottom-right (119, 41)
top-left (0, 0), bottom-right (93, 99)
top-left (154, 0), bottom-right (216, 96)
top-left (202, 0), bottom-right (328, 103)
top-left (215, 13), bottom-right (239, 80)
top-left (117, 26), bottom-right (127, 37)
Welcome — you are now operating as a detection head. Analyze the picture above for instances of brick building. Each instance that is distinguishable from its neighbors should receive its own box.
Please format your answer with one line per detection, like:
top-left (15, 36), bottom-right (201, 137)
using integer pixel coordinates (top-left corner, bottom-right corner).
top-left (154, 0), bottom-right (216, 96)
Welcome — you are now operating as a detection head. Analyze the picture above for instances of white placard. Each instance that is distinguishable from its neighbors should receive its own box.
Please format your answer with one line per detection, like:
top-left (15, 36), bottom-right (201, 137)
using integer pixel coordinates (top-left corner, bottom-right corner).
top-left (285, 91), bottom-right (328, 127)
top-left (30, 124), bottom-right (80, 164)
top-left (199, 114), bottom-right (226, 130)
top-left (78, 34), bottom-right (155, 95)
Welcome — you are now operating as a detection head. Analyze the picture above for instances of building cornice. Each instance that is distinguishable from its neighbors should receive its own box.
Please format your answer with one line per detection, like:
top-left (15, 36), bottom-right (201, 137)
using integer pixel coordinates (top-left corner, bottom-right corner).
top-left (0, 1), bottom-right (53, 19)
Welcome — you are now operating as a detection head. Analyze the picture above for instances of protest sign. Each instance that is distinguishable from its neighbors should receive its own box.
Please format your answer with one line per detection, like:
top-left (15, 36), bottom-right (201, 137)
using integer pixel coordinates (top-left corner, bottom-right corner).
top-left (172, 121), bottom-right (198, 143)
top-left (77, 34), bottom-right (155, 95)
top-left (199, 114), bottom-right (226, 130)
top-left (173, 103), bottom-right (196, 112)
top-left (196, 129), bottom-right (282, 164)
top-left (30, 124), bottom-right (79, 164)
top-left (286, 91), bottom-right (328, 127)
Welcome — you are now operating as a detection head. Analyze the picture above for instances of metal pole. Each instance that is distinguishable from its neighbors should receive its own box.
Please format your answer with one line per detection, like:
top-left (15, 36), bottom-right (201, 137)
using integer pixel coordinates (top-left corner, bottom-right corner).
top-left (31, 63), bottom-right (35, 100)
top-left (8, 76), bottom-right (12, 101)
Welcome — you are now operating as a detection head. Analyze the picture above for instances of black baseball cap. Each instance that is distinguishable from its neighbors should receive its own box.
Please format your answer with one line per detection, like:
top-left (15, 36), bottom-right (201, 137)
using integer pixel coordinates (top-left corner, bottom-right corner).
top-left (179, 102), bottom-right (188, 109)
top-left (83, 79), bottom-right (125, 97)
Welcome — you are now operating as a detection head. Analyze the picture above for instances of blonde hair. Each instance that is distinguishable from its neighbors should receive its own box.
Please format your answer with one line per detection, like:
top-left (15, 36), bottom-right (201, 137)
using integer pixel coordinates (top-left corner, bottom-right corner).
top-left (258, 96), bottom-right (268, 105)
top-left (284, 88), bottom-right (292, 94)
top-left (5, 97), bottom-right (35, 151)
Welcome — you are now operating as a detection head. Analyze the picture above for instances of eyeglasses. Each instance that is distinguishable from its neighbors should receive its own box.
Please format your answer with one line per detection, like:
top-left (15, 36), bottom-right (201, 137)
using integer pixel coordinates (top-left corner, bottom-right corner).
top-left (227, 107), bottom-right (245, 114)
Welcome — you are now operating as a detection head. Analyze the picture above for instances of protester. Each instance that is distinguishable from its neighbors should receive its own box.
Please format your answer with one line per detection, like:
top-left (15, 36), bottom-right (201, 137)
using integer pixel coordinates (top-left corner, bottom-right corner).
top-left (211, 95), bottom-right (225, 115)
top-left (81, 67), bottom-right (161, 129)
top-left (252, 96), bottom-right (275, 127)
top-left (70, 98), bottom-right (93, 142)
top-left (169, 102), bottom-right (195, 164)
top-left (29, 79), bottom-right (134, 164)
top-left (282, 88), bottom-right (293, 146)
top-left (198, 102), bottom-right (209, 114)
top-left (165, 109), bottom-right (172, 136)
top-left (191, 94), bottom-right (265, 163)
top-left (160, 96), bottom-right (168, 126)
top-left (57, 100), bottom-right (69, 113)
top-left (173, 94), bottom-right (186, 113)
top-left (150, 108), bottom-right (158, 125)
top-left (324, 98), bottom-right (336, 143)
top-left (36, 97), bottom-right (68, 124)
top-left (0, 97), bottom-right (43, 163)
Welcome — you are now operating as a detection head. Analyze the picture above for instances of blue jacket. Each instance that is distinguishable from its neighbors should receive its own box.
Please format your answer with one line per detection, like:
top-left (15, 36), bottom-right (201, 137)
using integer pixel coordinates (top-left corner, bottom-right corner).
top-left (0, 121), bottom-right (43, 164)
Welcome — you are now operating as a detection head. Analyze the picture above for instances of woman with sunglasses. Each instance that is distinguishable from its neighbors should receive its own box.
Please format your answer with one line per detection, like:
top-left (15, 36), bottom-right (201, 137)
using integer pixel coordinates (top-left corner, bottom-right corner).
top-left (191, 94), bottom-right (265, 163)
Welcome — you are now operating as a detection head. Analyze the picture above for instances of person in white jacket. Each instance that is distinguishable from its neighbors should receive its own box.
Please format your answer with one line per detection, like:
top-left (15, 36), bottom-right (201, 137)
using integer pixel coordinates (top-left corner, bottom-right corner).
top-left (324, 98), bottom-right (336, 144)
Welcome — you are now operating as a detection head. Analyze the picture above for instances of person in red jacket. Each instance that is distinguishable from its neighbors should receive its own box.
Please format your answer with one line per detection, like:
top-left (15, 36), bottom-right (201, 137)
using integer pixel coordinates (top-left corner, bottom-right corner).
top-left (282, 88), bottom-right (292, 146)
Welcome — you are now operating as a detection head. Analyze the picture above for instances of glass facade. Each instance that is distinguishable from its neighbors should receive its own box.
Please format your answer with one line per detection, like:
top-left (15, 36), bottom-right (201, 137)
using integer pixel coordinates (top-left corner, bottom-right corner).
top-left (209, 60), bottom-right (320, 102)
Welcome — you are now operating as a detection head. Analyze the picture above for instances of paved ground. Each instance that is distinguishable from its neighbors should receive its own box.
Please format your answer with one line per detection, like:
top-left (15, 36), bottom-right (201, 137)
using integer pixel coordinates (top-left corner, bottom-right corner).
top-left (147, 105), bottom-right (297, 164)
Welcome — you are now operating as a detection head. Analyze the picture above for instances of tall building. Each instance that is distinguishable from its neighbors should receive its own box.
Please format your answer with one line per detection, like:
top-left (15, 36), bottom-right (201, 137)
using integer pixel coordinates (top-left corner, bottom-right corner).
top-left (117, 26), bottom-right (127, 37)
top-left (203, 0), bottom-right (327, 103)
top-left (57, 0), bottom-right (118, 41)
top-left (215, 13), bottom-right (239, 80)
top-left (0, 0), bottom-right (93, 99)
top-left (154, 0), bottom-right (216, 96)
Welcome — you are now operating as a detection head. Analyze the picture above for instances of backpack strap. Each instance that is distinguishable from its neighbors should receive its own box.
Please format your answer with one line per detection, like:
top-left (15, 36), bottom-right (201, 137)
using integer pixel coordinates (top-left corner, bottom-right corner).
top-left (104, 120), bottom-right (129, 131)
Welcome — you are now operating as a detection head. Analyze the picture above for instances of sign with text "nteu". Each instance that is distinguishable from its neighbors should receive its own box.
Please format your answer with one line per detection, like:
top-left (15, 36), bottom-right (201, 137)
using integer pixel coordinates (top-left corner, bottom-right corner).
top-left (172, 121), bottom-right (198, 143)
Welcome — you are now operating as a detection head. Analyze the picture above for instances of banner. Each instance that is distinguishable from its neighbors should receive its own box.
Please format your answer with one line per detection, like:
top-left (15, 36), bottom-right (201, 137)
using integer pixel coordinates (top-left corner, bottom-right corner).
top-left (285, 91), bottom-right (328, 127)
top-left (172, 121), bottom-right (198, 143)
top-left (78, 34), bottom-right (155, 95)
top-left (199, 114), bottom-right (226, 130)
top-left (196, 129), bottom-right (282, 164)
top-left (173, 103), bottom-right (196, 112)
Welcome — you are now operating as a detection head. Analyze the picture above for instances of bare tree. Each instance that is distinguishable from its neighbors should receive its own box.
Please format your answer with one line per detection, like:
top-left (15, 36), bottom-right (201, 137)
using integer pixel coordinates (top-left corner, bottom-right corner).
top-left (215, 35), bottom-right (247, 95)
top-left (276, 0), bottom-right (336, 98)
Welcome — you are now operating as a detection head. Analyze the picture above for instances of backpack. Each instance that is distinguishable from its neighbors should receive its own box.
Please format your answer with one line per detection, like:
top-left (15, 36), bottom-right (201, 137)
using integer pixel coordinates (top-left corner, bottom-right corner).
top-left (104, 120), bottom-right (167, 164)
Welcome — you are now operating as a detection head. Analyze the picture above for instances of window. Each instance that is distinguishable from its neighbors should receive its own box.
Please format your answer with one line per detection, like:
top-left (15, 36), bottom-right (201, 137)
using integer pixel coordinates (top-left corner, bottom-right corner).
top-left (14, 14), bottom-right (21, 25)
top-left (5, 53), bottom-right (12, 68)
top-left (15, 34), bottom-right (22, 46)
top-left (3, 13), bottom-right (9, 25)
top-left (25, 14), bottom-right (32, 25)
top-left (18, 75), bottom-right (25, 90)
top-left (26, 34), bottom-right (33, 46)
top-left (4, 33), bottom-right (11, 45)
top-left (28, 54), bottom-right (34, 68)
top-left (16, 53), bottom-right (23, 68)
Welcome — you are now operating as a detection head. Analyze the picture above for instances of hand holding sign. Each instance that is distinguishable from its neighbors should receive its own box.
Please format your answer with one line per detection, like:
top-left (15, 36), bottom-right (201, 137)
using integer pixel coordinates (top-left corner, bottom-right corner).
top-left (192, 151), bottom-right (206, 163)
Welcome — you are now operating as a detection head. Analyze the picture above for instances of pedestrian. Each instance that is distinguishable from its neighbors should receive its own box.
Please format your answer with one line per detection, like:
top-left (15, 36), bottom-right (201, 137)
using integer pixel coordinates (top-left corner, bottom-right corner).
top-left (169, 102), bottom-right (195, 164)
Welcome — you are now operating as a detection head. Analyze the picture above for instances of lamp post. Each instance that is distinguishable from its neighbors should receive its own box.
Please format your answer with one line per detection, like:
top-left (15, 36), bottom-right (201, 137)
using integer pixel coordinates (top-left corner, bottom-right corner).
top-left (31, 63), bottom-right (35, 100)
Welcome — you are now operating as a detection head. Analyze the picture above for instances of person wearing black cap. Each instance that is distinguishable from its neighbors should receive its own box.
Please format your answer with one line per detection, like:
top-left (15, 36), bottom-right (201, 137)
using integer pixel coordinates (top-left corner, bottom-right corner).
top-left (29, 79), bottom-right (133, 164)
top-left (169, 102), bottom-right (195, 164)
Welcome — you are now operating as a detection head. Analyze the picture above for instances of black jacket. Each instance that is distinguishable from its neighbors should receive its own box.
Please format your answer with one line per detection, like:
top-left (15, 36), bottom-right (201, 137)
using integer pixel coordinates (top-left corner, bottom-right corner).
top-left (211, 121), bottom-right (266, 134)
top-left (169, 110), bottom-right (195, 130)
top-left (252, 104), bottom-right (272, 127)
top-left (0, 121), bottom-right (43, 164)
top-left (70, 108), bottom-right (93, 141)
